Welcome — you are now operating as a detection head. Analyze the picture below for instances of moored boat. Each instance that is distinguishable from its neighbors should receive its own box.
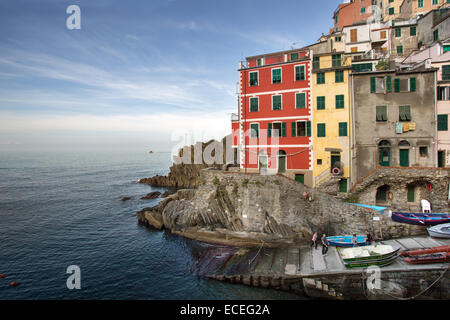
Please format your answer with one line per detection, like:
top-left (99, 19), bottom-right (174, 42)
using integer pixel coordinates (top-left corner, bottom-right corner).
top-left (327, 235), bottom-right (368, 247)
top-left (427, 223), bottom-right (450, 238)
top-left (400, 245), bottom-right (450, 257)
top-left (391, 212), bottom-right (450, 226)
top-left (339, 245), bottom-right (400, 268)
top-left (404, 252), bottom-right (450, 264)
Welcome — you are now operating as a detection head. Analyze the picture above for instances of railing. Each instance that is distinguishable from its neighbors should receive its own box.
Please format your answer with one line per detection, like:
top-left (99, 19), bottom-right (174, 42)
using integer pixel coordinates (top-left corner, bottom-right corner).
top-left (231, 113), bottom-right (239, 122)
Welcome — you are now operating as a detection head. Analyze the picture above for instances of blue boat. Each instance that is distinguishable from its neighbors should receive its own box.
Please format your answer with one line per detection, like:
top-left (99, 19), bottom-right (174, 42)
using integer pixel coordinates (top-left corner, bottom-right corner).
top-left (327, 235), bottom-right (368, 247)
top-left (391, 212), bottom-right (450, 226)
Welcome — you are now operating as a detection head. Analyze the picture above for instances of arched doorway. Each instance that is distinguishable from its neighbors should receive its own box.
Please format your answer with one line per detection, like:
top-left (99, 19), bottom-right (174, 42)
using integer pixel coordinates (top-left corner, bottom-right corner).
top-left (399, 140), bottom-right (410, 167)
top-left (376, 185), bottom-right (390, 203)
top-left (277, 150), bottom-right (286, 173)
top-left (378, 140), bottom-right (391, 167)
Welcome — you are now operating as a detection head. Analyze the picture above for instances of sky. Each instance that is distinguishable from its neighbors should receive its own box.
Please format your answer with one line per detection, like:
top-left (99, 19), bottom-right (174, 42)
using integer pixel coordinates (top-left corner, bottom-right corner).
top-left (0, 0), bottom-right (340, 151)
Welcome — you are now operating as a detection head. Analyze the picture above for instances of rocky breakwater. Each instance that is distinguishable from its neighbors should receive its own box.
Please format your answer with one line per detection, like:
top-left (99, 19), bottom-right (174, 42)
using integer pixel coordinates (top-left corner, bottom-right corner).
top-left (139, 136), bottom-right (237, 189)
top-left (137, 168), bottom-right (427, 246)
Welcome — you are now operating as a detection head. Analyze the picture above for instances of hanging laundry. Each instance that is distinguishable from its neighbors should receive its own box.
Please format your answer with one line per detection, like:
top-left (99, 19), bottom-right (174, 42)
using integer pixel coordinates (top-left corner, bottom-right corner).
top-left (409, 122), bottom-right (416, 131)
top-left (403, 123), bottom-right (410, 132)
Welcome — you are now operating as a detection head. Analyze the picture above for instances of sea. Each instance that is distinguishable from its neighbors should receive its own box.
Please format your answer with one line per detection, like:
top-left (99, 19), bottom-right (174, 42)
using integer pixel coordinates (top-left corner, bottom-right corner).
top-left (0, 149), bottom-right (302, 300)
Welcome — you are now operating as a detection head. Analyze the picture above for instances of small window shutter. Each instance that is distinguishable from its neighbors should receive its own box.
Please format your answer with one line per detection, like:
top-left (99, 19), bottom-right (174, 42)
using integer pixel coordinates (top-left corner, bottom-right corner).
top-left (370, 77), bottom-right (376, 93)
top-left (410, 77), bottom-right (416, 92)
top-left (386, 76), bottom-right (392, 93)
top-left (306, 121), bottom-right (311, 137)
top-left (281, 122), bottom-right (286, 137)
top-left (394, 79), bottom-right (400, 92)
top-left (291, 122), bottom-right (297, 137)
top-left (268, 123), bottom-right (272, 138)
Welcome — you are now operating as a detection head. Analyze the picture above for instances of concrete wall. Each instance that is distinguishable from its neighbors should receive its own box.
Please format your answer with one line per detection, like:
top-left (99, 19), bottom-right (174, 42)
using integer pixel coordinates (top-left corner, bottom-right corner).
top-left (417, 9), bottom-right (450, 46)
top-left (390, 24), bottom-right (418, 62)
top-left (352, 70), bottom-right (437, 182)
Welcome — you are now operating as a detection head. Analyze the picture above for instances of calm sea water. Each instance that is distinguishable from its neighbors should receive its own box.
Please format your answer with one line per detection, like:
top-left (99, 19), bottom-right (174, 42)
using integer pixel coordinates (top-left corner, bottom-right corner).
top-left (0, 150), bottom-right (301, 300)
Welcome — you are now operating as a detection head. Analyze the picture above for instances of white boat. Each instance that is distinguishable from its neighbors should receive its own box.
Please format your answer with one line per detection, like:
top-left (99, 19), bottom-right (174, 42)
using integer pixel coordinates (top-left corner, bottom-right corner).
top-left (428, 223), bottom-right (450, 238)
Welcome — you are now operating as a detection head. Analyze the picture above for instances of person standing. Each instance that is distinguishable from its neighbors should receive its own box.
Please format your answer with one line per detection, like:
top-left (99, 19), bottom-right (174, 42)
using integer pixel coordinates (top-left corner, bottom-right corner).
top-left (310, 232), bottom-right (318, 249)
top-left (321, 233), bottom-right (329, 255)
top-left (351, 233), bottom-right (358, 247)
top-left (366, 230), bottom-right (374, 245)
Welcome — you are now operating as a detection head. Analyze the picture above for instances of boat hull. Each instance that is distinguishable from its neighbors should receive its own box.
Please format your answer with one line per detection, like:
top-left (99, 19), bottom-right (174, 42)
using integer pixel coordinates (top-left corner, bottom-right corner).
top-left (327, 235), bottom-right (368, 247)
top-left (344, 255), bottom-right (398, 269)
top-left (404, 253), bottom-right (450, 265)
top-left (343, 248), bottom-right (400, 263)
top-left (400, 245), bottom-right (450, 257)
top-left (427, 223), bottom-right (450, 238)
top-left (391, 212), bottom-right (450, 226)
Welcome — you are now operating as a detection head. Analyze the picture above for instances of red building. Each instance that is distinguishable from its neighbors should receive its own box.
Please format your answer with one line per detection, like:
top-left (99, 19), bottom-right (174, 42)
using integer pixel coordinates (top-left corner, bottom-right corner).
top-left (231, 49), bottom-right (313, 185)
top-left (333, 0), bottom-right (373, 31)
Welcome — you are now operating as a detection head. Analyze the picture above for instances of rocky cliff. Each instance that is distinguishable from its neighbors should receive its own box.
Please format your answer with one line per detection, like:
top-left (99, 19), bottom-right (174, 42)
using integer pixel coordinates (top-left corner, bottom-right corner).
top-left (139, 136), bottom-right (237, 189)
top-left (138, 168), bottom-right (426, 246)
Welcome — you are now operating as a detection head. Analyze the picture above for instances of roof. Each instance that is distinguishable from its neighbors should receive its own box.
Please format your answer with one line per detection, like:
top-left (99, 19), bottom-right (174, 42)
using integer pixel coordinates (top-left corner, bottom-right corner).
top-left (245, 48), bottom-right (309, 60)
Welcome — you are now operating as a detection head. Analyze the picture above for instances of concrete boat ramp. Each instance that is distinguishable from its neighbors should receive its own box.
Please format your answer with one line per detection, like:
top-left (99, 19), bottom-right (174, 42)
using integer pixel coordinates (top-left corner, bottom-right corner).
top-left (192, 236), bottom-right (450, 300)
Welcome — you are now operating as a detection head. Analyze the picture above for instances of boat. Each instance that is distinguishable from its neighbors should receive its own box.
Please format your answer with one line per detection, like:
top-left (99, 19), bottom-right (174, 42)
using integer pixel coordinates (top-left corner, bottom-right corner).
top-left (400, 245), bottom-right (450, 257)
top-left (390, 212), bottom-right (450, 226)
top-left (147, 150), bottom-right (153, 154)
top-left (339, 245), bottom-right (400, 269)
top-left (327, 235), bottom-right (368, 247)
top-left (404, 252), bottom-right (450, 265)
top-left (428, 223), bottom-right (450, 238)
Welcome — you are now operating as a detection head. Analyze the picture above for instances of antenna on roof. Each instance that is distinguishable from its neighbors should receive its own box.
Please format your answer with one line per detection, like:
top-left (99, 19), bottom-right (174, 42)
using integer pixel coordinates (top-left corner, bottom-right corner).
top-left (291, 42), bottom-right (300, 49)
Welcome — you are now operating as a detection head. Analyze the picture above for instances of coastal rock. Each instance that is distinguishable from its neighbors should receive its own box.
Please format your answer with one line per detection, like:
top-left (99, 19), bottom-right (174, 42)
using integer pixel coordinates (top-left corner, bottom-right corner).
top-left (121, 197), bottom-right (132, 201)
top-left (141, 191), bottom-right (161, 200)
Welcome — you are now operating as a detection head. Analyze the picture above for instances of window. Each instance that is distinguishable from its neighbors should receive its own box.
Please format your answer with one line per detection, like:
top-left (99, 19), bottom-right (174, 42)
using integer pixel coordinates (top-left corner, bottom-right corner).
top-left (257, 58), bottom-right (262, 67)
top-left (335, 36), bottom-right (342, 42)
top-left (410, 26), bottom-right (416, 36)
top-left (317, 123), bottom-right (326, 137)
top-left (272, 68), bottom-right (281, 84)
top-left (317, 96), bottom-right (326, 110)
top-left (389, 7), bottom-right (394, 15)
top-left (376, 106), bottom-right (388, 121)
top-left (353, 63), bottom-right (372, 72)
top-left (339, 179), bottom-right (348, 193)
top-left (272, 95), bottom-right (282, 110)
top-left (295, 65), bottom-right (305, 81)
top-left (317, 72), bottom-right (325, 84)
top-left (444, 45), bottom-right (450, 53)
top-left (380, 30), bottom-right (387, 39)
top-left (339, 122), bottom-right (348, 136)
top-left (332, 54), bottom-right (341, 67)
top-left (269, 122), bottom-right (286, 138)
top-left (250, 123), bottom-right (259, 138)
top-left (292, 121), bottom-right (307, 137)
top-left (296, 92), bottom-right (306, 108)
top-left (438, 114), bottom-right (448, 131)
top-left (350, 29), bottom-right (358, 42)
top-left (397, 45), bottom-right (403, 54)
top-left (433, 0), bottom-right (438, 4)
top-left (394, 78), bottom-right (409, 92)
top-left (418, 0), bottom-right (423, 8)
top-left (407, 186), bottom-right (415, 203)
top-left (335, 70), bottom-right (344, 83)
top-left (438, 86), bottom-right (450, 100)
top-left (433, 29), bottom-right (439, 42)
top-left (336, 95), bottom-right (345, 109)
top-left (399, 105), bottom-right (411, 121)
top-left (290, 52), bottom-right (299, 61)
top-left (250, 97), bottom-right (259, 112)
top-left (370, 77), bottom-right (385, 93)
top-left (361, 7), bottom-right (366, 14)
top-left (313, 57), bottom-right (320, 70)
top-left (443, 65), bottom-right (450, 81)
top-left (395, 28), bottom-right (401, 37)
top-left (317, 159), bottom-right (322, 165)
top-left (249, 72), bottom-right (258, 86)
top-left (419, 146), bottom-right (428, 157)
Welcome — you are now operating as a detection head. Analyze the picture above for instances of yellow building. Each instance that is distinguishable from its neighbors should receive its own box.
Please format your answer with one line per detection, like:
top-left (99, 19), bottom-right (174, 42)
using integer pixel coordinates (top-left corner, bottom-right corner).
top-left (312, 52), bottom-right (353, 193)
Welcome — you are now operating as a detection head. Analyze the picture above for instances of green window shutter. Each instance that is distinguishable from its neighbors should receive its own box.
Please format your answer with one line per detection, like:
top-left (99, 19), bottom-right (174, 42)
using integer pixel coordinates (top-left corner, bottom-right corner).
top-left (317, 123), bottom-right (326, 137)
top-left (418, 0), bottom-right (423, 8)
top-left (389, 7), bottom-right (394, 15)
top-left (386, 76), bottom-right (392, 93)
top-left (335, 70), bottom-right (344, 83)
top-left (268, 123), bottom-right (272, 137)
top-left (410, 77), bottom-right (416, 92)
top-left (339, 179), bottom-right (348, 193)
top-left (397, 45), bottom-right (403, 54)
top-left (249, 72), bottom-right (258, 86)
top-left (399, 105), bottom-right (411, 121)
top-left (250, 124), bottom-right (259, 138)
top-left (370, 77), bottom-right (376, 93)
top-left (395, 28), bottom-right (401, 37)
top-left (281, 122), bottom-right (287, 137)
top-left (336, 95), bottom-right (344, 109)
top-left (295, 66), bottom-right (305, 81)
top-left (339, 122), bottom-right (347, 136)
top-left (407, 186), bottom-right (415, 202)
top-left (290, 52), bottom-right (299, 61)
top-left (376, 106), bottom-right (387, 121)
top-left (317, 96), bottom-right (325, 110)
top-left (296, 92), bottom-right (306, 108)
top-left (306, 121), bottom-right (311, 137)
top-left (410, 26), bottom-right (416, 36)
top-left (272, 95), bottom-right (282, 110)
top-left (438, 114), bottom-right (448, 131)
top-left (394, 78), bottom-right (400, 92)
top-left (272, 69), bottom-right (281, 83)
top-left (442, 65), bottom-right (450, 80)
top-left (433, 29), bottom-right (438, 41)
top-left (317, 72), bottom-right (325, 84)
top-left (291, 122), bottom-right (297, 137)
top-left (313, 57), bottom-right (320, 69)
top-left (250, 97), bottom-right (258, 112)
top-left (332, 54), bottom-right (341, 67)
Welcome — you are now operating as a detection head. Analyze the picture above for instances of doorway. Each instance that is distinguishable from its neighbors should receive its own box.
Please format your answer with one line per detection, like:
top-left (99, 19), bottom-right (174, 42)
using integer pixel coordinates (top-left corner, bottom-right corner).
top-left (277, 150), bottom-right (286, 173)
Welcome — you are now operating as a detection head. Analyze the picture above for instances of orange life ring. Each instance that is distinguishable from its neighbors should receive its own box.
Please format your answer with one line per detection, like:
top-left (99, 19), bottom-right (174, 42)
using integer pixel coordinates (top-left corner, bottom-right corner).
top-left (332, 167), bottom-right (341, 175)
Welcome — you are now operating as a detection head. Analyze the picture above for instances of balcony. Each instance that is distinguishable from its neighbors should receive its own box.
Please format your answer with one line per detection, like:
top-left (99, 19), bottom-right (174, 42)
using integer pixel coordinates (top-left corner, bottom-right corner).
top-left (231, 113), bottom-right (239, 122)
